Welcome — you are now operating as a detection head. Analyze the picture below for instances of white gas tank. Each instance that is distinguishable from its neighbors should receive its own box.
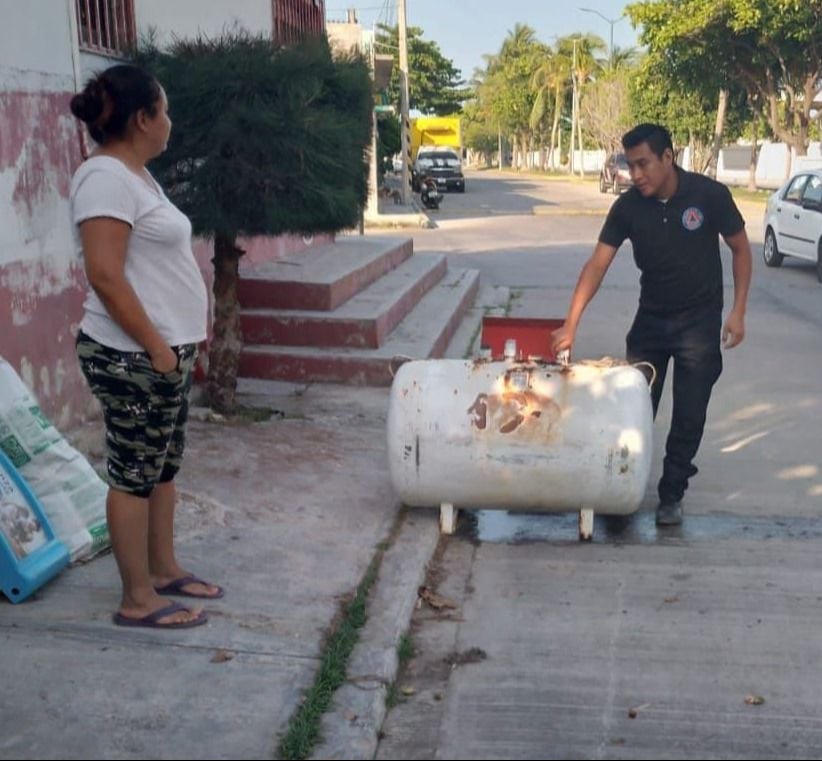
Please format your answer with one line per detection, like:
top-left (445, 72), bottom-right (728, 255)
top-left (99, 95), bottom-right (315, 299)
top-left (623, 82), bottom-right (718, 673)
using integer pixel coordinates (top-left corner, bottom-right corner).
top-left (387, 358), bottom-right (653, 516)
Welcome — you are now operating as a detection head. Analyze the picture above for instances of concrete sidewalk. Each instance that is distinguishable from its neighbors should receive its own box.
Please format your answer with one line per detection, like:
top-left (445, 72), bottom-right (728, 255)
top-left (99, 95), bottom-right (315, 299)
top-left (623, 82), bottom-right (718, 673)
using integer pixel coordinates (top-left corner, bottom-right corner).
top-left (0, 380), bottom-right (433, 760)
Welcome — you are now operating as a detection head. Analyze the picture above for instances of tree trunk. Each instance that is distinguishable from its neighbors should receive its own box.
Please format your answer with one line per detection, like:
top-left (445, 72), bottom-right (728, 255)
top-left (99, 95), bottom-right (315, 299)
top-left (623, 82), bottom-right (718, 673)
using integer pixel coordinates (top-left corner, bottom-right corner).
top-left (747, 118), bottom-right (758, 191)
top-left (207, 234), bottom-right (244, 413)
top-left (498, 127), bottom-right (503, 170)
top-left (706, 88), bottom-right (728, 179)
top-left (557, 128), bottom-right (562, 170)
top-left (549, 85), bottom-right (562, 171)
top-left (576, 90), bottom-right (585, 178)
top-left (687, 130), bottom-right (695, 172)
top-left (568, 96), bottom-right (576, 175)
top-left (764, 71), bottom-right (809, 160)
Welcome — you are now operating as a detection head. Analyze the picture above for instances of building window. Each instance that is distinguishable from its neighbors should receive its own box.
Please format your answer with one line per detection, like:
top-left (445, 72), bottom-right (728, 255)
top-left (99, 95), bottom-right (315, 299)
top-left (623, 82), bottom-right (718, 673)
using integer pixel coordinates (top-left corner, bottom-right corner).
top-left (273, 0), bottom-right (325, 46)
top-left (76, 0), bottom-right (136, 57)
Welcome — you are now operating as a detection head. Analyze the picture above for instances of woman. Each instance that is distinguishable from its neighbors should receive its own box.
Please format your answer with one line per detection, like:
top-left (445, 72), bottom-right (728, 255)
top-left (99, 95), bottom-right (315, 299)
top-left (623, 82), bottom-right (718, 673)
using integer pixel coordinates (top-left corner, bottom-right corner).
top-left (70, 65), bottom-right (221, 628)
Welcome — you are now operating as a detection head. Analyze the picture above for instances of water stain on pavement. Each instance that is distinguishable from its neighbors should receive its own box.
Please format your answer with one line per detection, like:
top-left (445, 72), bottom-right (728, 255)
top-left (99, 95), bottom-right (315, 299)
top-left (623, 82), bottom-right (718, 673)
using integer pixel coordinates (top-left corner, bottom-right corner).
top-left (463, 509), bottom-right (822, 545)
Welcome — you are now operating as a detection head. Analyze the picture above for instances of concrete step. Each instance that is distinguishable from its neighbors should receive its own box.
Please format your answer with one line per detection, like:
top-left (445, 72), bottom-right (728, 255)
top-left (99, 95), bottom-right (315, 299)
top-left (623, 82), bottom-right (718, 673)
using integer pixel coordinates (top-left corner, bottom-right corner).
top-left (236, 236), bottom-right (413, 311)
top-left (444, 283), bottom-right (511, 359)
top-left (239, 267), bottom-right (480, 385)
top-left (240, 254), bottom-right (447, 349)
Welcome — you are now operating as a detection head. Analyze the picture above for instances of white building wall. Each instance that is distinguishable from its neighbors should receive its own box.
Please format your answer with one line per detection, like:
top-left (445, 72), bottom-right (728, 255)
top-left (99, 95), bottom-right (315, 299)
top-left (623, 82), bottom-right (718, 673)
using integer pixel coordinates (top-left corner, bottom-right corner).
top-left (0, 0), bottom-right (77, 84)
top-left (0, 0), bottom-right (78, 280)
top-left (80, 50), bottom-right (121, 81)
top-left (0, 0), bottom-right (91, 425)
top-left (135, 0), bottom-right (272, 48)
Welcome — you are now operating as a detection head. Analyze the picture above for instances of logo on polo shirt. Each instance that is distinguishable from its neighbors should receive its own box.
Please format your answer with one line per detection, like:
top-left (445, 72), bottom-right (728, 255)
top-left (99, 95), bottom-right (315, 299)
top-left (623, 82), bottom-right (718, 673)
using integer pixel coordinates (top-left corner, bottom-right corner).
top-left (682, 206), bottom-right (704, 231)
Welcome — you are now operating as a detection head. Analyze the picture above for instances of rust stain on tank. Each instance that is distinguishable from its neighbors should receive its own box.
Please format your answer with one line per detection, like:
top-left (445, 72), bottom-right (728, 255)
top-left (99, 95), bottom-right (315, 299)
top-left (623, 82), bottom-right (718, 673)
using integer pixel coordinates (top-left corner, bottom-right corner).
top-left (467, 394), bottom-right (488, 430)
top-left (499, 414), bottom-right (525, 434)
top-left (468, 389), bottom-right (560, 438)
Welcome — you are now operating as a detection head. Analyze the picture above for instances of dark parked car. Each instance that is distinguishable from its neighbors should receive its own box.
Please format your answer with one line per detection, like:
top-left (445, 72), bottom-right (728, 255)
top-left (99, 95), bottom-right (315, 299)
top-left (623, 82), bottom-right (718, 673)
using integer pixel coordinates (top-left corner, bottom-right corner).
top-left (411, 149), bottom-right (465, 193)
top-left (599, 152), bottom-right (631, 194)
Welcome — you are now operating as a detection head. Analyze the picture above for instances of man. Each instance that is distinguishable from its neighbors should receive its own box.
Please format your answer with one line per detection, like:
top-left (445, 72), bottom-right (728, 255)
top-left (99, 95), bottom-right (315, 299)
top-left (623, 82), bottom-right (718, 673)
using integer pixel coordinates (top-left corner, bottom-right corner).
top-left (552, 124), bottom-right (752, 526)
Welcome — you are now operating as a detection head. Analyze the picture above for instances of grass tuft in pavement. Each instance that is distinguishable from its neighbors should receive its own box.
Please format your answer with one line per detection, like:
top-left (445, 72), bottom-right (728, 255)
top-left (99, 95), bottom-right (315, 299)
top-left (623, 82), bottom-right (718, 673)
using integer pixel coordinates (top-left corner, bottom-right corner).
top-left (277, 555), bottom-right (382, 760)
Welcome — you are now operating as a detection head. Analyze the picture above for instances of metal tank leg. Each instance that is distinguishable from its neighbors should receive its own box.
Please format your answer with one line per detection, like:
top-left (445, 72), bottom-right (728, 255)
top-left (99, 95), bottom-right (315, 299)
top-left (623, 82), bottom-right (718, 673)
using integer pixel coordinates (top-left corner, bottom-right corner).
top-left (440, 503), bottom-right (458, 535)
top-left (579, 508), bottom-right (594, 542)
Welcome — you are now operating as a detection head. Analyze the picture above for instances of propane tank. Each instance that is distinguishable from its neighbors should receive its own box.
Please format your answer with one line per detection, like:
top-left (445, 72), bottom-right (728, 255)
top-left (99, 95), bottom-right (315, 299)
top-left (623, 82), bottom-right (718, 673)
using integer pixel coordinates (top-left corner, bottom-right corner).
top-left (387, 357), bottom-right (653, 515)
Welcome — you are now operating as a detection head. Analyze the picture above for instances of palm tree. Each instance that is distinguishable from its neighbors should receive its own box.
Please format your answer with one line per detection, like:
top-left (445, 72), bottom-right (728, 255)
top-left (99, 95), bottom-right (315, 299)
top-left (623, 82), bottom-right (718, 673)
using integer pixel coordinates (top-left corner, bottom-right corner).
top-left (484, 24), bottom-right (542, 170)
top-left (529, 49), bottom-right (571, 170)
top-left (557, 34), bottom-right (606, 175)
top-left (610, 45), bottom-right (639, 71)
top-left (499, 23), bottom-right (538, 61)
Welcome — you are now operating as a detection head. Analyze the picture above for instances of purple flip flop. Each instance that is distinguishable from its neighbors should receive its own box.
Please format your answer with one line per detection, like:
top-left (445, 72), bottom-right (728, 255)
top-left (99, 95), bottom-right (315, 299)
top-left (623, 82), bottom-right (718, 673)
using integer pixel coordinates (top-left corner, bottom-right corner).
top-left (113, 600), bottom-right (208, 629)
top-left (154, 574), bottom-right (225, 599)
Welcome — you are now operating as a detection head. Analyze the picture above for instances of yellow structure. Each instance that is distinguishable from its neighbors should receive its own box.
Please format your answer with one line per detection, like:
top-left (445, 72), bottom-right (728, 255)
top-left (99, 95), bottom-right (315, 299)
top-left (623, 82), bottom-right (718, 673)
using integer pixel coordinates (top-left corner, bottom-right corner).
top-left (411, 116), bottom-right (462, 161)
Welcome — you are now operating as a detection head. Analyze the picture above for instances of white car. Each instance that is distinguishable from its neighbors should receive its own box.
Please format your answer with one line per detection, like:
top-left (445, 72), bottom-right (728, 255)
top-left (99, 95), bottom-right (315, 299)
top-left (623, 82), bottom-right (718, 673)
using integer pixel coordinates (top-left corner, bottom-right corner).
top-left (763, 168), bottom-right (822, 282)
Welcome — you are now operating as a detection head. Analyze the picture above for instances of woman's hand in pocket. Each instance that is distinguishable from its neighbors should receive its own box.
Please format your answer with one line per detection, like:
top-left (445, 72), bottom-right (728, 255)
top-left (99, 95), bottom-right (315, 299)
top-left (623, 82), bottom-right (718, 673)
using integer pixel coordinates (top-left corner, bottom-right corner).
top-left (150, 344), bottom-right (178, 374)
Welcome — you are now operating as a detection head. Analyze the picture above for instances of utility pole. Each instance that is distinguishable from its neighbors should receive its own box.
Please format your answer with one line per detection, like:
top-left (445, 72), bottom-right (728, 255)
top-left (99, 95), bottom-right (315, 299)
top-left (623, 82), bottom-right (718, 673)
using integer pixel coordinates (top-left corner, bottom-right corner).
top-left (576, 67), bottom-right (584, 179)
top-left (569, 37), bottom-right (578, 175)
top-left (365, 33), bottom-right (379, 224)
top-left (398, 0), bottom-right (411, 204)
top-left (579, 8), bottom-right (625, 71)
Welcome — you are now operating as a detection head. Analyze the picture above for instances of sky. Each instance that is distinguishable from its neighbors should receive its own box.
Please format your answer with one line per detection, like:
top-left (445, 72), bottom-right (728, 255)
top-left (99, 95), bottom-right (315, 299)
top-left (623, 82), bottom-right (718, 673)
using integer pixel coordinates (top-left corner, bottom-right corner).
top-left (325, 0), bottom-right (642, 82)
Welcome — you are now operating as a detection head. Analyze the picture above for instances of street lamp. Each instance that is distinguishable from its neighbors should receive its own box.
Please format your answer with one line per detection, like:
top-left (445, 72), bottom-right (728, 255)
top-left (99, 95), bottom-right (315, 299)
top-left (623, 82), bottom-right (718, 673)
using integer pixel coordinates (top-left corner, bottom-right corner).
top-left (579, 7), bottom-right (625, 71)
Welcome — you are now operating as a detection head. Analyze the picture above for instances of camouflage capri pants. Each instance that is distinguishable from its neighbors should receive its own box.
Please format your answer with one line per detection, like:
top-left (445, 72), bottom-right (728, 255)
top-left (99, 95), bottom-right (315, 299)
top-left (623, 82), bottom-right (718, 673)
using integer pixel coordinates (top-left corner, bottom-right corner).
top-left (76, 331), bottom-right (198, 498)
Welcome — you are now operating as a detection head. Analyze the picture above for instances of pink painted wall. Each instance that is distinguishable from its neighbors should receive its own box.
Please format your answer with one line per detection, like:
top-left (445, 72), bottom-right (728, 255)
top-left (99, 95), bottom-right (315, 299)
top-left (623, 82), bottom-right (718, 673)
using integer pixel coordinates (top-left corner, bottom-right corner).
top-left (191, 234), bottom-right (333, 380)
top-left (0, 90), bottom-right (92, 429)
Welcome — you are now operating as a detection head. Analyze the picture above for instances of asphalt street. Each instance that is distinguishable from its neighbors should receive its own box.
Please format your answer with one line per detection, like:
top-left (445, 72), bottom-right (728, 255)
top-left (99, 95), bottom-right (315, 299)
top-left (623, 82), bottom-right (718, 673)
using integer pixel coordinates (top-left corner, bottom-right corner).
top-left (373, 169), bottom-right (822, 760)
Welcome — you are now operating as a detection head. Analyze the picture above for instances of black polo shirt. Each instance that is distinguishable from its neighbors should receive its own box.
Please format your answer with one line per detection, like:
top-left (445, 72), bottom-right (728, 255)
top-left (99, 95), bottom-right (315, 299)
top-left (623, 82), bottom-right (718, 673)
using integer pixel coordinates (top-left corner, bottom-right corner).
top-left (598, 167), bottom-right (745, 314)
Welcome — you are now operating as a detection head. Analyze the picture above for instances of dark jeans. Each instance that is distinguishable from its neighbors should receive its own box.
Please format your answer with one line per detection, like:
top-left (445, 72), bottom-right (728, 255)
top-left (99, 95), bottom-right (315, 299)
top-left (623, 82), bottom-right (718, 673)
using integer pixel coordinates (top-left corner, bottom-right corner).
top-left (626, 306), bottom-right (723, 504)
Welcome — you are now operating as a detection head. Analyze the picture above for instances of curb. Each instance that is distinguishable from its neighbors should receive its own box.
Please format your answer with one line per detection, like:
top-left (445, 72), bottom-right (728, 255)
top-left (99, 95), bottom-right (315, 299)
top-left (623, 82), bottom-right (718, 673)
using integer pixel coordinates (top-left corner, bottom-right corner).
top-left (311, 509), bottom-right (441, 760)
top-left (364, 202), bottom-right (435, 230)
top-left (532, 206), bottom-right (610, 216)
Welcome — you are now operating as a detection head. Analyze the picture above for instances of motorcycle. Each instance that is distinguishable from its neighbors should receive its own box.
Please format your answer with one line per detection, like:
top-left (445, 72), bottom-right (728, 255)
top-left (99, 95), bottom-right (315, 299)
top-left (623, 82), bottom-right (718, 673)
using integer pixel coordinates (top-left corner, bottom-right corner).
top-left (419, 176), bottom-right (442, 210)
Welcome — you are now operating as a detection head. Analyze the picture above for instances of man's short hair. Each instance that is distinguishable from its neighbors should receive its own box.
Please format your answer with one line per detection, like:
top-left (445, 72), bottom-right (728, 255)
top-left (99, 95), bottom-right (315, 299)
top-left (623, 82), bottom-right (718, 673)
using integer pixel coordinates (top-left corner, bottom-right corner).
top-left (622, 124), bottom-right (673, 159)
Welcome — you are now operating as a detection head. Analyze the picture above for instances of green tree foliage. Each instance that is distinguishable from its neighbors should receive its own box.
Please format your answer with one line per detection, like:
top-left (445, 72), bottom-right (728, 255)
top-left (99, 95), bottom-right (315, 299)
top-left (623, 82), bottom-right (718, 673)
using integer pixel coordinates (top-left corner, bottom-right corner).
top-left (528, 47), bottom-right (572, 167)
top-left (376, 24), bottom-right (467, 114)
top-left (628, 0), bottom-right (822, 154)
top-left (142, 34), bottom-right (371, 237)
top-left (138, 33), bottom-right (372, 411)
top-left (628, 56), bottom-right (749, 170)
top-left (486, 25), bottom-right (544, 135)
top-left (610, 45), bottom-right (640, 71)
top-left (462, 101), bottom-right (499, 165)
top-left (478, 25), bottom-right (548, 166)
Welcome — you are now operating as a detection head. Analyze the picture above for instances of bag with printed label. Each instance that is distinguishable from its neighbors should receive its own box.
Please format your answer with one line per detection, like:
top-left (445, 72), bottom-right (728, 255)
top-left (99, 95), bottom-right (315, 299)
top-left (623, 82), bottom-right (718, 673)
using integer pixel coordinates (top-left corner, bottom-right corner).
top-left (0, 358), bottom-right (109, 561)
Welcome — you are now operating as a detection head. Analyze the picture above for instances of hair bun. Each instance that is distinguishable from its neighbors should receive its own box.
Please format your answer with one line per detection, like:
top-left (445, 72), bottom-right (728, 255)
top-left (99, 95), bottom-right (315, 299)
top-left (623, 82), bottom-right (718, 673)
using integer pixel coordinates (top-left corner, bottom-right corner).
top-left (70, 80), bottom-right (105, 124)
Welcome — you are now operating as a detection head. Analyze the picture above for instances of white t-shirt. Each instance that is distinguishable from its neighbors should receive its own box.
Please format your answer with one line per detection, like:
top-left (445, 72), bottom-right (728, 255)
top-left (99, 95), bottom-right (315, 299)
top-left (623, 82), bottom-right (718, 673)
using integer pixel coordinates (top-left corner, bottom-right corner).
top-left (70, 155), bottom-right (208, 351)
